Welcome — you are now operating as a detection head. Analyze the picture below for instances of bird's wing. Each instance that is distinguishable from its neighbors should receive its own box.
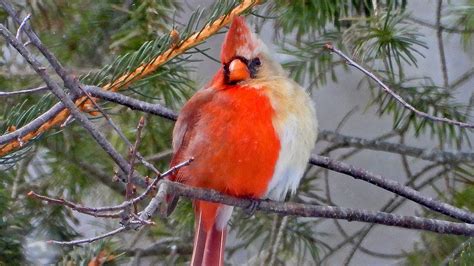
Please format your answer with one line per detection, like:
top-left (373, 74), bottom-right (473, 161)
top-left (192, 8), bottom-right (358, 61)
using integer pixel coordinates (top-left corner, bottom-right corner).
top-left (169, 87), bottom-right (216, 178)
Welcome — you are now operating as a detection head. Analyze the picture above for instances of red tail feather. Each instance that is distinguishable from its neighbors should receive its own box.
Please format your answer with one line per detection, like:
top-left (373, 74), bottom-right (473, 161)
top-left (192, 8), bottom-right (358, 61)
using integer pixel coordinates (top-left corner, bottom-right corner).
top-left (191, 201), bottom-right (228, 266)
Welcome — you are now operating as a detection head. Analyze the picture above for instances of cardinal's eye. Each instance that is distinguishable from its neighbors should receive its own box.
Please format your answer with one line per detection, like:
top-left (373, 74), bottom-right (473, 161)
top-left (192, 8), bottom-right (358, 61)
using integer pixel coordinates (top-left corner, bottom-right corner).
top-left (248, 57), bottom-right (261, 78)
top-left (251, 57), bottom-right (261, 66)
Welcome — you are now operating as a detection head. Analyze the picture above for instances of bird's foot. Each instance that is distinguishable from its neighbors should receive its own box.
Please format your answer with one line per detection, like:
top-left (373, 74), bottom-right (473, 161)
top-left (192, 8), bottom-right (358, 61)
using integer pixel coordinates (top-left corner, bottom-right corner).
top-left (243, 198), bottom-right (260, 217)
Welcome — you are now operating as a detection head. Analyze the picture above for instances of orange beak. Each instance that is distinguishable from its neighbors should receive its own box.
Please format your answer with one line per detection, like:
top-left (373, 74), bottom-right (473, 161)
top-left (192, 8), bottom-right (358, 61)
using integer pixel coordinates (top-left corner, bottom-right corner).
top-left (227, 58), bottom-right (250, 83)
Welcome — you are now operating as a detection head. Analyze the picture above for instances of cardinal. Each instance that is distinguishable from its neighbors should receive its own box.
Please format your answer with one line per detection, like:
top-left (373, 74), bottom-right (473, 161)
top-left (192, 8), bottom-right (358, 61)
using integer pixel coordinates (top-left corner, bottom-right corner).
top-left (168, 16), bottom-right (317, 265)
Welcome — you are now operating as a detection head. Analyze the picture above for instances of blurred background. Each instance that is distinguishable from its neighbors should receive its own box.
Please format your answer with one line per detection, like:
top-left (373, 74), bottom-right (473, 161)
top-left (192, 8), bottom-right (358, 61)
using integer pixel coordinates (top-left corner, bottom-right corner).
top-left (0, 0), bottom-right (473, 265)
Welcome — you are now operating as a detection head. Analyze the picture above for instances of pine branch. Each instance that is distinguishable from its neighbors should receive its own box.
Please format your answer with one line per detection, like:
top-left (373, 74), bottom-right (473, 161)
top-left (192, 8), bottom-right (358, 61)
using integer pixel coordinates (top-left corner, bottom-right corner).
top-left (0, 21), bottom-right (151, 191)
top-left (0, 23), bottom-right (136, 173)
top-left (324, 43), bottom-right (474, 129)
top-left (0, 0), bottom-right (259, 157)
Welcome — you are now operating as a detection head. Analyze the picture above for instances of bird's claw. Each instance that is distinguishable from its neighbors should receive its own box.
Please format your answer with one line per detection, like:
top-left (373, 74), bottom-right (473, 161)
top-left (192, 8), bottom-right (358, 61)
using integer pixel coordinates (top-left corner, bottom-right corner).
top-left (243, 199), bottom-right (260, 217)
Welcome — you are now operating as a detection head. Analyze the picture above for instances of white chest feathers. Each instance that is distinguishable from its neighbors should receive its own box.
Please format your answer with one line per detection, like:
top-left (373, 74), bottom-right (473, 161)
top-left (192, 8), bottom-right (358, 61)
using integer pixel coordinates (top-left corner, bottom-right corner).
top-left (261, 78), bottom-right (318, 200)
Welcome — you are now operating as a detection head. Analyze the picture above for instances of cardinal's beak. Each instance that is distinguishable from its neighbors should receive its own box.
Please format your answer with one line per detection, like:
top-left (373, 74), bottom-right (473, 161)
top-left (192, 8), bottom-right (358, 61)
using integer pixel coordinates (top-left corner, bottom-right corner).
top-left (227, 58), bottom-right (250, 83)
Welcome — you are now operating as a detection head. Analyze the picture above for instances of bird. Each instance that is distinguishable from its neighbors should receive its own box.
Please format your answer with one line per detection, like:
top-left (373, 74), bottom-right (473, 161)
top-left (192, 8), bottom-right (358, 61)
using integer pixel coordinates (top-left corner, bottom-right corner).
top-left (168, 16), bottom-right (317, 266)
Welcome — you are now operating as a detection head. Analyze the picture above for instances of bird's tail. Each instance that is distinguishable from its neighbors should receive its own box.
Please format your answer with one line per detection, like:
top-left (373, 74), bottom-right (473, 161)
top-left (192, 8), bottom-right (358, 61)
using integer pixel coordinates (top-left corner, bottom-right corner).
top-left (191, 200), bottom-right (232, 266)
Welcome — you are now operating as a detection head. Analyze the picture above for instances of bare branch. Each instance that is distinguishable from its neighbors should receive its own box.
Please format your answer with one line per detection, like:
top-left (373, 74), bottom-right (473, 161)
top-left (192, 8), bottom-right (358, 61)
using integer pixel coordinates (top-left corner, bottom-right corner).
top-left (126, 117), bottom-right (146, 201)
top-left (324, 43), bottom-right (474, 129)
top-left (84, 86), bottom-right (178, 121)
top-left (27, 191), bottom-right (123, 218)
top-left (163, 180), bottom-right (474, 236)
top-left (45, 173), bottom-right (474, 246)
top-left (48, 227), bottom-right (126, 245)
top-left (0, 85), bottom-right (48, 97)
top-left (319, 130), bottom-right (474, 163)
top-left (309, 155), bottom-right (474, 223)
top-left (15, 13), bottom-right (30, 40)
top-left (27, 158), bottom-right (193, 215)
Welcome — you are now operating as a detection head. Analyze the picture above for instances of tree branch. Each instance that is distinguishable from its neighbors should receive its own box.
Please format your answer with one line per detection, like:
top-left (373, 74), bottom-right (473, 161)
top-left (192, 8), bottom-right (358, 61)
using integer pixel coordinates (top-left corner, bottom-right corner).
top-left (27, 158), bottom-right (193, 218)
top-left (0, 85), bottom-right (48, 97)
top-left (162, 180), bottom-right (474, 236)
top-left (324, 43), bottom-right (474, 129)
top-left (48, 227), bottom-right (127, 245)
top-left (84, 86), bottom-right (178, 121)
top-left (319, 130), bottom-right (474, 163)
top-left (309, 155), bottom-right (474, 224)
top-left (47, 179), bottom-right (474, 246)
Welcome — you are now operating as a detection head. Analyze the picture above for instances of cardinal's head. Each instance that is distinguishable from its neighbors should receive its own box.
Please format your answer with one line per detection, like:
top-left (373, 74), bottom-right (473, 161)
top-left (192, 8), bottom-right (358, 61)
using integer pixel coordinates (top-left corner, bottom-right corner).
top-left (220, 16), bottom-right (284, 85)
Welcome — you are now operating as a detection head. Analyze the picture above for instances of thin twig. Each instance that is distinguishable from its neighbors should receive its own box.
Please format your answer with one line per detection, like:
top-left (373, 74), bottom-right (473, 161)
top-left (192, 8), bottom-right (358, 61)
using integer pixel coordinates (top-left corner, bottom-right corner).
top-left (145, 149), bottom-right (173, 162)
top-left (123, 117), bottom-right (146, 223)
top-left (324, 43), bottom-right (474, 128)
top-left (15, 13), bottom-right (30, 40)
top-left (126, 117), bottom-right (146, 201)
top-left (27, 158), bottom-right (193, 215)
top-left (28, 191), bottom-right (125, 216)
top-left (0, 85), bottom-right (48, 97)
top-left (48, 227), bottom-right (126, 245)
top-left (77, 87), bottom-right (162, 176)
